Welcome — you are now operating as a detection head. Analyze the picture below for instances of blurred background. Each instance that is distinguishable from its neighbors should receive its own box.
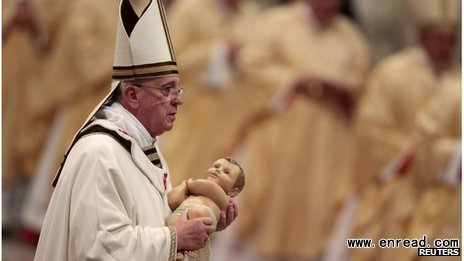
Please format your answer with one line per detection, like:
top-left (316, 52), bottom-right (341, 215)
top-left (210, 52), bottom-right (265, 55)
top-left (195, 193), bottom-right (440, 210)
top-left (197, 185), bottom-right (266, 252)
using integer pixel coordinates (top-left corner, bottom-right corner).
top-left (2, 0), bottom-right (461, 260)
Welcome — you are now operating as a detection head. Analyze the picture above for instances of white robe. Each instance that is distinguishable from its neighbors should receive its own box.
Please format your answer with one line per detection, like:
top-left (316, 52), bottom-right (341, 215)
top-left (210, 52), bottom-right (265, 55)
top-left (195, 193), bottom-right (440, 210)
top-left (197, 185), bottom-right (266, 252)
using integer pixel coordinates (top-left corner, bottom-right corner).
top-left (34, 119), bottom-right (177, 261)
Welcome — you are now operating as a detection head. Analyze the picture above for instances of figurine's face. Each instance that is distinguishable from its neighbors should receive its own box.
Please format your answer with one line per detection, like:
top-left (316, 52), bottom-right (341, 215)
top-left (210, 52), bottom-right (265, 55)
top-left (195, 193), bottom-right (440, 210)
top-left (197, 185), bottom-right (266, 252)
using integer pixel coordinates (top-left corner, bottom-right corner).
top-left (206, 158), bottom-right (241, 195)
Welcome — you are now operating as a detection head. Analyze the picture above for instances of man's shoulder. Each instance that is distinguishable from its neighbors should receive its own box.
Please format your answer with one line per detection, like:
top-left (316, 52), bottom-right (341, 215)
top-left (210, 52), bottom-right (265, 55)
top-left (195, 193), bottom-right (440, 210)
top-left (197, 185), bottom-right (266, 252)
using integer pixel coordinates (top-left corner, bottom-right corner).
top-left (375, 47), bottom-right (423, 74)
top-left (74, 120), bottom-right (134, 154)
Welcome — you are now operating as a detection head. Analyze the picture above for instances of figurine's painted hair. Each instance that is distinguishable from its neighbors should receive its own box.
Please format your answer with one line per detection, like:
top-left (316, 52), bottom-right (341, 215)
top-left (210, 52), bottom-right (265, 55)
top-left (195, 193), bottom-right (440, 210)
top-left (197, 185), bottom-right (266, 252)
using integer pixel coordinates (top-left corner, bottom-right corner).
top-left (224, 157), bottom-right (245, 192)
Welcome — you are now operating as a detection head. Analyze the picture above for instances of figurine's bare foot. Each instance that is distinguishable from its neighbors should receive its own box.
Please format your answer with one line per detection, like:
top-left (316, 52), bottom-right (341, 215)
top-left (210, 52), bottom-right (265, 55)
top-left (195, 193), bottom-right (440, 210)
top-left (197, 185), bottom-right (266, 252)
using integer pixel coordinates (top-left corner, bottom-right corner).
top-left (176, 252), bottom-right (184, 261)
top-left (185, 249), bottom-right (199, 258)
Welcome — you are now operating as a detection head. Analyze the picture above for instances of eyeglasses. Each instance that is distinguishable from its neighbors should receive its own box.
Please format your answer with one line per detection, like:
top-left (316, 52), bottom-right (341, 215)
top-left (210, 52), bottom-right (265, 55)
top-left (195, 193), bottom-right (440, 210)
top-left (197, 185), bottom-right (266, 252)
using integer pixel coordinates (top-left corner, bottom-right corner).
top-left (135, 84), bottom-right (185, 99)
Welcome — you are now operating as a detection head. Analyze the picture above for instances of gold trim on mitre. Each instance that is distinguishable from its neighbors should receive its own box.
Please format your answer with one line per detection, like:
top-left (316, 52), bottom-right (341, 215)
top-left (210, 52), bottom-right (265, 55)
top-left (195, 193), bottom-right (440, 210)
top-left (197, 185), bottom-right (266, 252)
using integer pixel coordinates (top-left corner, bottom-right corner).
top-left (113, 61), bottom-right (179, 79)
top-left (112, 0), bottom-right (178, 80)
top-left (408, 0), bottom-right (461, 28)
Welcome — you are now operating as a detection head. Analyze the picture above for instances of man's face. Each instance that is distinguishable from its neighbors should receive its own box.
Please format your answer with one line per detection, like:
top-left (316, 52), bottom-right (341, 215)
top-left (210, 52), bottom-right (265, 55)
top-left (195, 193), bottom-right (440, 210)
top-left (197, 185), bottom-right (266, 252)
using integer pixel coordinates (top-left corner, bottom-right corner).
top-left (224, 0), bottom-right (239, 10)
top-left (133, 76), bottom-right (183, 137)
top-left (420, 25), bottom-right (457, 69)
top-left (307, 0), bottom-right (342, 26)
top-left (205, 158), bottom-right (241, 195)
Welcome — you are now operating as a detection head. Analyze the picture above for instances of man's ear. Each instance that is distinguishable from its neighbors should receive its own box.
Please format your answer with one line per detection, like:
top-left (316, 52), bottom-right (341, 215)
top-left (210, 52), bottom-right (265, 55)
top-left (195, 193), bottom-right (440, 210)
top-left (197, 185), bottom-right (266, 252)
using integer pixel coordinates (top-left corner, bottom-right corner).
top-left (122, 85), bottom-right (140, 109)
top-left (228, 187), bottom-right (240, 198)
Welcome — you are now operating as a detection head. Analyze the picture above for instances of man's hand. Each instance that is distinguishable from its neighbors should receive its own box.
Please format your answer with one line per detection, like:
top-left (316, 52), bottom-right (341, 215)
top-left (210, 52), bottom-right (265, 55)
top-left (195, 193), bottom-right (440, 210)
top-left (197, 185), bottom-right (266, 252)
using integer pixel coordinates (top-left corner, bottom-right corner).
top-left (227, 37), bottom-right (240, 66)
top-left (292, 74), bottom-right (355, 120)
top-left (173, 211), bottom-right (215, 250)
top-left (215, 199), bottom-right (238, 232)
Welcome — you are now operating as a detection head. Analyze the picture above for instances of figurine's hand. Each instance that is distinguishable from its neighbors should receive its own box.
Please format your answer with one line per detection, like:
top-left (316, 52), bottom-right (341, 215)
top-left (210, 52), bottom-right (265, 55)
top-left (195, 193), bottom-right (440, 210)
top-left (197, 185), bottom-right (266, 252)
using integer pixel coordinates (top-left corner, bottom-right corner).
top-left (215, 199), bottom-right (238, 232)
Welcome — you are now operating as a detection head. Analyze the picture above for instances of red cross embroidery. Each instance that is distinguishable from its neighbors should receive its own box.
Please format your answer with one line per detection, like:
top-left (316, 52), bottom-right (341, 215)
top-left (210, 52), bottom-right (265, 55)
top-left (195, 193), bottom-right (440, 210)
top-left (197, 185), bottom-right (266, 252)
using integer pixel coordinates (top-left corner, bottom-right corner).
top-left (118, 128), bottom-right (129, 136)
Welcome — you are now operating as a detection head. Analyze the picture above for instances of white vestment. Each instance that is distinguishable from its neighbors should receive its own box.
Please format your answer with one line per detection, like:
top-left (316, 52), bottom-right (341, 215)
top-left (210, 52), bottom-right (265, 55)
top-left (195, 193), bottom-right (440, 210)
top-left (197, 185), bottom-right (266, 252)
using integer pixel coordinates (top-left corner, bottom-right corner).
top-left (34, 118), bottom-right (177, 261)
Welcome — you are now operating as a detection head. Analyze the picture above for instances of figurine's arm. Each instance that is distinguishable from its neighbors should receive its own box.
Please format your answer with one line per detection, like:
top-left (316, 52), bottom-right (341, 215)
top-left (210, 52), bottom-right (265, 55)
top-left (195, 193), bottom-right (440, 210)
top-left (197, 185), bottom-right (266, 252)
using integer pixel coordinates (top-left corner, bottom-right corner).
top-left (167, 179), bottom-right (190, 210)
top-left (187, 179), bottom-right (230, 210)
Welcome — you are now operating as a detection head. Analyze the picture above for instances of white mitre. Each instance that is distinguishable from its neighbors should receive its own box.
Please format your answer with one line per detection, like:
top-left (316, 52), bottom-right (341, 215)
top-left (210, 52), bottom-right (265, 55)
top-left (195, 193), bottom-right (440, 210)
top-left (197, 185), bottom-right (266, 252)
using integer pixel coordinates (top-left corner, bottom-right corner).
top-left (84, 0), bottom-right (179, 128)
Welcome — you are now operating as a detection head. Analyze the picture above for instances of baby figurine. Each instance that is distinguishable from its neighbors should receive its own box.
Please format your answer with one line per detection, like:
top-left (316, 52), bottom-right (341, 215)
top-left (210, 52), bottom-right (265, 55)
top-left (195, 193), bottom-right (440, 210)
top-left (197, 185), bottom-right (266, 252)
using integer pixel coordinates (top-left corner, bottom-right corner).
top-left (167, 157), bottom-right (245, 260)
